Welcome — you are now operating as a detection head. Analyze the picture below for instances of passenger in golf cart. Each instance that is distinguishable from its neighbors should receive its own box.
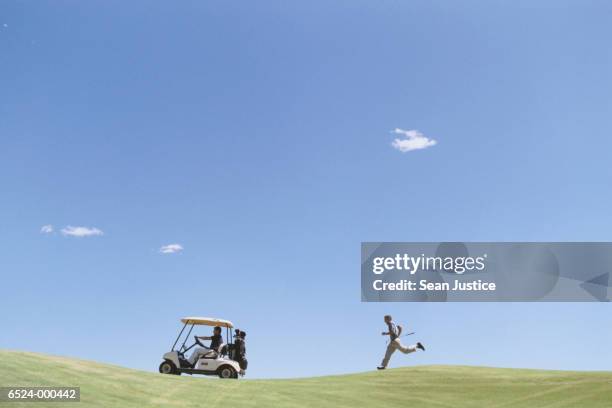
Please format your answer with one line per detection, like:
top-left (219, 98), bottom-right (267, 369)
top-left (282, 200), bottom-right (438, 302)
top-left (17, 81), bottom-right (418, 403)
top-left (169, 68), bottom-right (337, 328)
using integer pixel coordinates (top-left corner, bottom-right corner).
top-left (187, 326), bottom-right (223, 366)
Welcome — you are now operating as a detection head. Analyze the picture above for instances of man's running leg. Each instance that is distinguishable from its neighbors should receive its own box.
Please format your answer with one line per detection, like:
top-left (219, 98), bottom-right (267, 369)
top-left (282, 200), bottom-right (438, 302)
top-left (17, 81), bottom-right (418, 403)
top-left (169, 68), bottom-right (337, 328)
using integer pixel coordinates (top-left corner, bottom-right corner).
top-left (397, 341), bottom-right (417, 354)
top-left (378, 342), bottom-right (397, 369)
top-left (397, 341), bottom-right (426, 353)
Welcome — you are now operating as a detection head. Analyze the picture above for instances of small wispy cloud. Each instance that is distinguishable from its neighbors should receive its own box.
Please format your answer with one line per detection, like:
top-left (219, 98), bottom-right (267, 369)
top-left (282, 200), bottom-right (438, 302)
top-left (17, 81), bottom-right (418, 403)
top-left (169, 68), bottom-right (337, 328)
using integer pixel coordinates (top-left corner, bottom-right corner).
top-left (61, 226), bottom-right (104, 237)
top-left (160, 244), bottom-right (184, 254)
top-left (40, 225), bottom-right (54, 234)
top-left (391, 128), bottom-right (437, 152)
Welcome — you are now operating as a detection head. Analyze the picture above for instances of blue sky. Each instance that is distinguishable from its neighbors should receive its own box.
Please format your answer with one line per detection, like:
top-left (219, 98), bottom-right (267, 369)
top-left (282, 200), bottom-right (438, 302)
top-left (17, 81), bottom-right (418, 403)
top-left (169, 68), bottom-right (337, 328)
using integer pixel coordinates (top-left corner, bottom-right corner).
top-left (1, 1), bottom-right (611, 378)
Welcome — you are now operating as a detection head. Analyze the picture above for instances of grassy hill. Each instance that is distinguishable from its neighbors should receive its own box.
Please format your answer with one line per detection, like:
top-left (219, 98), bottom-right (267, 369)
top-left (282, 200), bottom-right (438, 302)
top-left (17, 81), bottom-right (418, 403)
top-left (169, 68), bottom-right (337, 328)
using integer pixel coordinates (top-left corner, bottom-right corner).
top-left (0, 350), bottom-right (611, 407)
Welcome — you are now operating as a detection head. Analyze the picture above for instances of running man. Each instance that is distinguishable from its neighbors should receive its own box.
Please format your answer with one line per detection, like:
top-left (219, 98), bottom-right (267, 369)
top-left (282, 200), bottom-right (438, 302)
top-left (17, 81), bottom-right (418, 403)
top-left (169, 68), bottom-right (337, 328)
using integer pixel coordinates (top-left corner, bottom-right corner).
top-left (377, 315), bottom-right (425, 370)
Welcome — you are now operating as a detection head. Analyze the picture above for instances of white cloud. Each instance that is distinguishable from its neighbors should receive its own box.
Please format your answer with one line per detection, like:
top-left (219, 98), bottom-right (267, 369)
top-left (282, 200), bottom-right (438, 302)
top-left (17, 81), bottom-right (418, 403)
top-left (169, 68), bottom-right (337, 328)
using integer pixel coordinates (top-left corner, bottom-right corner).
top-left (160, 244), bottom-right (184, 254)
top-left (40, 225), bottom-right (54, 234)
top-left (391, 128), bottom-right (437, 152)
top-left (61, 226), bottom-right (104, 237)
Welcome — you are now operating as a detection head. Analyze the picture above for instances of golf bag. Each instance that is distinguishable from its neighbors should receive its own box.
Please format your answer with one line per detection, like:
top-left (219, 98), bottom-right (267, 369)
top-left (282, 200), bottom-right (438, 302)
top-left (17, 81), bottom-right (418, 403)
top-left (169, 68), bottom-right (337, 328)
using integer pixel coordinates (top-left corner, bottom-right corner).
top-left (239, 358), bottom-right (248, 370)
top-left (233, 337), bottom-right (247, 369)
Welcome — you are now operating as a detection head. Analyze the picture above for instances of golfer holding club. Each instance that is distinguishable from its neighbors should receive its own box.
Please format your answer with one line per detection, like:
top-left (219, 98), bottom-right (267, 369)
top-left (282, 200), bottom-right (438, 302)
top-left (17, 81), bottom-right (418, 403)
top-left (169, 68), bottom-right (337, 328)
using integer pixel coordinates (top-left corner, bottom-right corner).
top-left (377, 315), bottom-right (425, 370)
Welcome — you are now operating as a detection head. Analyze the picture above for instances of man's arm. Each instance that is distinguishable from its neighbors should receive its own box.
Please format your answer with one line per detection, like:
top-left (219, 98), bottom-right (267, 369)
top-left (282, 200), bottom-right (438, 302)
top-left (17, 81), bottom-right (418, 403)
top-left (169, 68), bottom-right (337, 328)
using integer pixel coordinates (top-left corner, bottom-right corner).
top-left (196, 336), bottom-right (212, 340)
top-left (397, 325), bottom-right (403, 337)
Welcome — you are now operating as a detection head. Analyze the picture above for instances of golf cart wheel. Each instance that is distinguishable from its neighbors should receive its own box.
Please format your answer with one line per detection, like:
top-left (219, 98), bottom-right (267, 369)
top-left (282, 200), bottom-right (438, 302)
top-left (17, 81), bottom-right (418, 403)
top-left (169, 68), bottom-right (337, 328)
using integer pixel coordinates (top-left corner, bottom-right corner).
top-left (217, 365), bottom-right (237, 379)
top-left (159, 360), bottom-right (179, 375)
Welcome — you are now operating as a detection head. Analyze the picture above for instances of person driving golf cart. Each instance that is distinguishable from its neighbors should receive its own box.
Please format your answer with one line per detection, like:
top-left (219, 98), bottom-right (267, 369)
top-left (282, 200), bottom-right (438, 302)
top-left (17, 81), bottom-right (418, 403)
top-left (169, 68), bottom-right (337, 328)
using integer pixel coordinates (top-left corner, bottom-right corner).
top-left (187, 326), bottom-right (223, 365)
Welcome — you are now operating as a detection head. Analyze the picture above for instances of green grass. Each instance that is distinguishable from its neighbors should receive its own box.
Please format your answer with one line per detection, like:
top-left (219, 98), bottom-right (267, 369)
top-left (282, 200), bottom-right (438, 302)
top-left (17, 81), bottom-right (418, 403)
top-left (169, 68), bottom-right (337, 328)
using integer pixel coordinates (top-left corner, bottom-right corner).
top-left (1, 350), bottom-right (611, 408)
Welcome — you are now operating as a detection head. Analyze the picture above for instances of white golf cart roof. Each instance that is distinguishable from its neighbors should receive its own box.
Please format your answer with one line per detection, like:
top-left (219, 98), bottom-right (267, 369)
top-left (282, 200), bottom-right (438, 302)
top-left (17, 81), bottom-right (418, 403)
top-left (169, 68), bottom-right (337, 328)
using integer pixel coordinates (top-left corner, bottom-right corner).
top-left (181, 316), bottom-right (234, 328)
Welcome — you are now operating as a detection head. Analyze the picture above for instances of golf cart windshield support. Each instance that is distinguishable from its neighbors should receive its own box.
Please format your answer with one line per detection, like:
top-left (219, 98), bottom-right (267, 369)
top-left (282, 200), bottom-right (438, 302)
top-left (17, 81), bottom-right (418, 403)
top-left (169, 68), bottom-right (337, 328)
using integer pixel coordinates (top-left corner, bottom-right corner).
top-left (180, 324), bottom-right (195, 352)
top-left (172, 323), bottom-right (198, 353)
top-left (171, 322), bottom-right (188, 351)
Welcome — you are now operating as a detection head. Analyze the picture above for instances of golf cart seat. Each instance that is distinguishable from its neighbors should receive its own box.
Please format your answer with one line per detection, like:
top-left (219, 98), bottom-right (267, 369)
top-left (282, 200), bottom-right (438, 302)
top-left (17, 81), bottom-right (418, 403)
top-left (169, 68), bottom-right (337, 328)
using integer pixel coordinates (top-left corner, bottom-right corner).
top-left (199, 349), bottom-right (218, 359)
top-left (199, 343), bottom-right (226, 360)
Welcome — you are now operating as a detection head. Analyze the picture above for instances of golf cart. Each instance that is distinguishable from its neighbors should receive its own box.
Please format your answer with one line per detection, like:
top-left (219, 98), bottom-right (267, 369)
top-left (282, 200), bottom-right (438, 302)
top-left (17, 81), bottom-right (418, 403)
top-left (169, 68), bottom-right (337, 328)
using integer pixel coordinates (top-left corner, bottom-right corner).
top-left (159, 316), bottom-right (245, 379)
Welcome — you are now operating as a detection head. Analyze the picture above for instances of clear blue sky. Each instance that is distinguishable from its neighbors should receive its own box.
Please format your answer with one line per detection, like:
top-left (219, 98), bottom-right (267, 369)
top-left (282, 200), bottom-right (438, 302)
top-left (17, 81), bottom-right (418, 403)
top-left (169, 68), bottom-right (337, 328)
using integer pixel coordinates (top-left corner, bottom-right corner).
top-left (1, 1), bottom-right (611, 378)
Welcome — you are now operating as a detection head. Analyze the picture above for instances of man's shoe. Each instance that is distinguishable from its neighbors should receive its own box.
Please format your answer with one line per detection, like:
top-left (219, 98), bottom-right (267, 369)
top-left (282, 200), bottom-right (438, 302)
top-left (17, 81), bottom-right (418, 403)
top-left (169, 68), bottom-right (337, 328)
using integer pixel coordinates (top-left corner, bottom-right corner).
top-left (417, 342), bottom-right (425, 351)
top-left (377, 366), bottom-right (386, 370)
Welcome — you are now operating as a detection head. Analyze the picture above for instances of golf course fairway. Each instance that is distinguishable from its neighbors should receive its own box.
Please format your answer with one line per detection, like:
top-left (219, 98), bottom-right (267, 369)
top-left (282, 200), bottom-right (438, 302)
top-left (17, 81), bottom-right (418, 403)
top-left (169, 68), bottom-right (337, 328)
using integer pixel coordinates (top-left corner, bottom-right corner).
top-left (1, 351), bottom-right (611, 407)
